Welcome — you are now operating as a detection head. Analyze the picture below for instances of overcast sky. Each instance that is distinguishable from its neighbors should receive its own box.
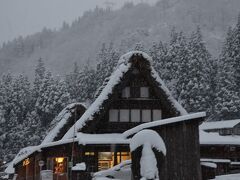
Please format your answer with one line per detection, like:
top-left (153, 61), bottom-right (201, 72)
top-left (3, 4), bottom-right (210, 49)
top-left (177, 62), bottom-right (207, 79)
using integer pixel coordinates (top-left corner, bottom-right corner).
top-left (0, 0), bottom-right (158, 45)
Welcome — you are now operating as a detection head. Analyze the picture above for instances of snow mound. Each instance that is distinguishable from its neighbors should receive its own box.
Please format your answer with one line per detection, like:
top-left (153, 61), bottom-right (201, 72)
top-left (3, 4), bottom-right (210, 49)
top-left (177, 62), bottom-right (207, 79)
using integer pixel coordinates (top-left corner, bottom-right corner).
top-left (130, 129), bottom-right (166, 180)
top-left (130, 129), bottom-right (166, 154)
top-left (72, 162), bottom-right (86, 171)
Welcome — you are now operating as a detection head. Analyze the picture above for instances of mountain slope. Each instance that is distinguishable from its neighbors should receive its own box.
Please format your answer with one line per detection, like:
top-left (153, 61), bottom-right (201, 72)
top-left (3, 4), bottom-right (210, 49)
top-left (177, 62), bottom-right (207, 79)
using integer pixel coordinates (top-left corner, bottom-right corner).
top-left (0, 0), bottom-right (239, 76)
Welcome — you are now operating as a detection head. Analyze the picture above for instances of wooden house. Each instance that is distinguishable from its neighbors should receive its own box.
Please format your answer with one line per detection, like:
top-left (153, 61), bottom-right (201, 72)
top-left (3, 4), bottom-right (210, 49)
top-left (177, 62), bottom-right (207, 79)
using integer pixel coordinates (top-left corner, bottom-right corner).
top-left (6, 51), bottom-right (205, 180)
top-left (200, 119), bottom-right (240, 136)
top-left (200, 130), bottom-right (240, 176)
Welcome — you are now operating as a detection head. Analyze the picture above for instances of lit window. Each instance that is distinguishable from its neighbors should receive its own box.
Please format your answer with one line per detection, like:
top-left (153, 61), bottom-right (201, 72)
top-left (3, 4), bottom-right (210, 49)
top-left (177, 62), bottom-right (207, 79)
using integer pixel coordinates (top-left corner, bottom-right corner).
top-left (120, 109), bottom-right (129, 122)
top-left (98, 152), bottom-right (131, 171)
top-left (98, 152), bottom-right (114, 170)
top-left (47, 157), bottom-right (68, 176)
top-left (122, 87), bottom-right (130, 98)
top-left (85, 152), bottom-right (95, 156)
top-left (109, 109), bottom-right (119, 122)
top-left (131, 109), bottom-right (140, 122)
top-left (140, 87), bottom-right (149, 98)
top-left (142, 110), bottom-right (151, 122)
top-left (153, 109), bottom-right (162, 121)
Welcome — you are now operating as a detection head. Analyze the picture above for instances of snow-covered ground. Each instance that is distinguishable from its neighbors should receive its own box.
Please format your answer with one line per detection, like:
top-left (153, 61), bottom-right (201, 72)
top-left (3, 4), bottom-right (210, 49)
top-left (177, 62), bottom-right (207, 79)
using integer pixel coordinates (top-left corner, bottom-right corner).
top-left (214, 173), bottom-right (240, 180)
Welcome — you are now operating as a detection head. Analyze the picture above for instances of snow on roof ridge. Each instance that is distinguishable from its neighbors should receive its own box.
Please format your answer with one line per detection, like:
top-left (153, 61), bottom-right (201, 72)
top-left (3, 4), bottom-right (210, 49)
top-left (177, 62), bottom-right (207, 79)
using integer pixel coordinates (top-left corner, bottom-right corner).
top-left (123, 112), bottom-right (206, 138)
top-left (117, 50), bottom-right (153, 66)
top-left (200, 119), bottom-right (240, 130)
top-left (63, 51), bottom-right (187, 140)
top-left (41, 102), bottom-right (86, 144)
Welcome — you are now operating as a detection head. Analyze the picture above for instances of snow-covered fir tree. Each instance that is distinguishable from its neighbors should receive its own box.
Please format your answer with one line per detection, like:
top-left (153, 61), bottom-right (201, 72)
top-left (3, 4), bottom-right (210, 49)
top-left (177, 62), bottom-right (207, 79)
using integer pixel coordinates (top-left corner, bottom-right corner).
top-left (179, 27), bottom-right (211, 113)
top-left (66, 62), bottom-right (82, 102)
top-left (149, 41), bottom-right (168, 79)
top-left (36, 71), bottom-right (70, 127)
top-left (215, 15), bottom-right (240, 119)
top-left (95, 42), bottom-right (120, 87)
top-left (33, 58), bottom-right (46, 100)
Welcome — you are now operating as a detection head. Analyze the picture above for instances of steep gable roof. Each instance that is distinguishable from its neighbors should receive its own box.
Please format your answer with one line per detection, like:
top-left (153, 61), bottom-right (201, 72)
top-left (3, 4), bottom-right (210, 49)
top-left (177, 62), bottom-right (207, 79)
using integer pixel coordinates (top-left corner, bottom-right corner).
top-left (42, 103), bottom-right (87, 144)
top-left (63, 51), bottom-right (187, 140)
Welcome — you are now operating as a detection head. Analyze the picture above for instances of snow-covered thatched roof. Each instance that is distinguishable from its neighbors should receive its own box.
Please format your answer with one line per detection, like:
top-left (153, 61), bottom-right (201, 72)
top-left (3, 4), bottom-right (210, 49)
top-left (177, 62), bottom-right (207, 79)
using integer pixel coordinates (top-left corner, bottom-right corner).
top-left (200, 119), bottom-right (240, 131)
top-left (63, 51), bottom-right (188, 140)
top-left (42, 102), bottom-right (87, 144)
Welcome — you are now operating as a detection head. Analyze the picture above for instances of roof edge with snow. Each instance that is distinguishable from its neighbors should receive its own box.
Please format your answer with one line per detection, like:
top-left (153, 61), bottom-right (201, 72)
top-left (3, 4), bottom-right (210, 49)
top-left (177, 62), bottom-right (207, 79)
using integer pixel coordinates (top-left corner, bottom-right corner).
top-left (123, 112), bottom-right (206, 138)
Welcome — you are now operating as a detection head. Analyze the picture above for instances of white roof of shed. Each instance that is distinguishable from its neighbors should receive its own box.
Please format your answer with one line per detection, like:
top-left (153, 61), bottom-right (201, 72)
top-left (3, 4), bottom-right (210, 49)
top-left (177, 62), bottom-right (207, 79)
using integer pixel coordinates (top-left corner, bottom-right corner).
top-left (200, 130), bottom-right (240, 145)
top-left (200, 119), bottom-right (240, 130)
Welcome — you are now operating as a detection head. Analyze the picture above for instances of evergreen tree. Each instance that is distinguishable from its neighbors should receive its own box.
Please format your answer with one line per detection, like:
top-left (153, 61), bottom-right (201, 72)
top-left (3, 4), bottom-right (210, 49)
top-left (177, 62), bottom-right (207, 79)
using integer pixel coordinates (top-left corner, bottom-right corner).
top-left (215, 15), bottom-right (240, 119)
top-left (33, 58), bottom-right (46, 100)
top-left (11, 74), bottom-right (31, 123)
top-left (0, 73), bottom-right (14, 121)
top-left (134, 42), bottom-right (145, 51)
top-left (66, 62), bottom-right (82, 101)
top-left (166, 30), bottom-right (189, 98)
top-left (149, 41), bottom-right (168, 80)
top-left (95, 42), bottom-right (120, 88)
top-left (36, 72), bottom-right (70, 126)
top-left (180, 27), bottom-right (211, 112)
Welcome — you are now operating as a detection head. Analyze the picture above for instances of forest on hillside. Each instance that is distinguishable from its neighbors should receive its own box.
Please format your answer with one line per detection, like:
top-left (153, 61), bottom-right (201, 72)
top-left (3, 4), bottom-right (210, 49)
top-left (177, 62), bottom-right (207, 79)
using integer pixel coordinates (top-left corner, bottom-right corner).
top-left (0, 0), bottom-right (240, 76)
top-left (1, 15), bottom-right (240, 162)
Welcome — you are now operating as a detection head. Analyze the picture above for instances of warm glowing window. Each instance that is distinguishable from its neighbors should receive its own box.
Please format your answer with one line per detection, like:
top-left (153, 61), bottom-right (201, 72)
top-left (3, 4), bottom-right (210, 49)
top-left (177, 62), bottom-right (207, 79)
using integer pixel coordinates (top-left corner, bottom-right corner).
top-left (85, 152), bottom-right (95, 156)
top-left (98, 152), bottom-right (114, 170)
top-left (47, 157), bottom-right (68, 175)
top-left (98, 152), bottom-right (131, 171)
